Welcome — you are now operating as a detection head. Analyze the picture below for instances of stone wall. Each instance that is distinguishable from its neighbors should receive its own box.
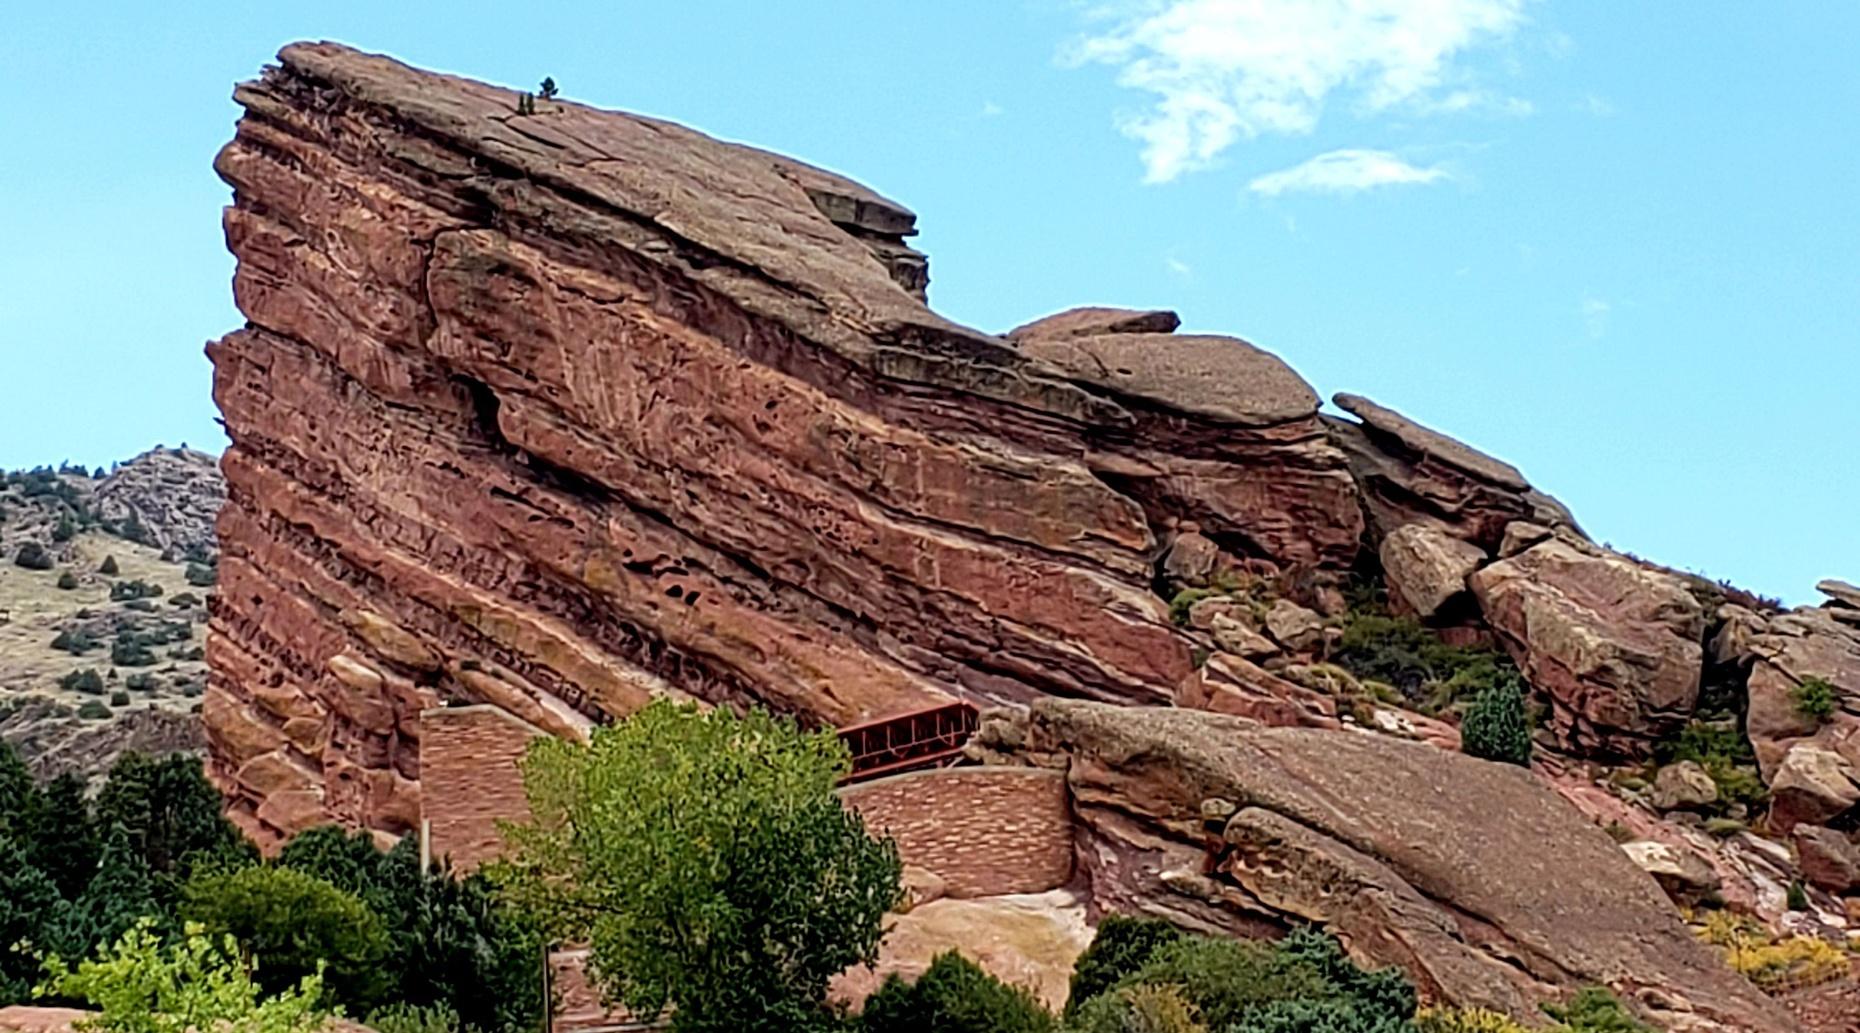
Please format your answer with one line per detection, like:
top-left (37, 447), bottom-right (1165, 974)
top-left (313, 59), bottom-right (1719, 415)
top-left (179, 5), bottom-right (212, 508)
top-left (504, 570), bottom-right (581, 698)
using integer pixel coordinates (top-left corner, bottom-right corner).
top-left (419, 704), bottom-right (545, 873)
top-left (839, 766), bottom-right (1074, 898)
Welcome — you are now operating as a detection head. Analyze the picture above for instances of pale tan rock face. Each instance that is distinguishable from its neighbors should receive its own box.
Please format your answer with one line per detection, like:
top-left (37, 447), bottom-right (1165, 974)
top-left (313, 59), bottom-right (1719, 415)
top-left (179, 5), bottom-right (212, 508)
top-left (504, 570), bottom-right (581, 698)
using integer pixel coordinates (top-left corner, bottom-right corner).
top-left (1469, 535), bottom-right (1706, 756)
top-left (1737, 608), bottom-right (1860, 829)
top-left (203, 43), bottom-right (1365, 841)
top-left (1379, 522), bottom-right (1486, 619)
top-left (1014, 699), bottom-right (1791, 1032)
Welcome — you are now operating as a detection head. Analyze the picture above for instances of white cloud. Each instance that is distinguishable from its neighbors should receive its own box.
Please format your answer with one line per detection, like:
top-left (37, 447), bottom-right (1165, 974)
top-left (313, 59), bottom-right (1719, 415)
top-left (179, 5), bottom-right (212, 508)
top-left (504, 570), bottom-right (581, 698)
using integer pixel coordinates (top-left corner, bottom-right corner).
top-left (1068, 0), bottom-right (1532, 182)
top-left (1581, 296), bottom-right (1610, 339)
top-left (1164, 252), bottom-right (1193, 277)
top-left (1248, 149), bottom-right (1448, 196)
top-left (981, 100), bottom-right (1006, 117)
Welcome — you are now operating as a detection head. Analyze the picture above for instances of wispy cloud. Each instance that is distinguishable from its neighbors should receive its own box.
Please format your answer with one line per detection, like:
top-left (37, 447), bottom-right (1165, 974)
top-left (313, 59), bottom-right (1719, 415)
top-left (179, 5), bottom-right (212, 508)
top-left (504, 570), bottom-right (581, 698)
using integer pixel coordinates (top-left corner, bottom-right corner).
top-left (1580, 296), bottom-right (1610, 339)
top-left (1248, 149), bottom-right (1449, 197)
top-left (981, 100), bottom-right (1006, 118)
top-left (1164, 252), bottom-right (1193, 277)
top-left (1066, 0), bottom-right (1533, 182)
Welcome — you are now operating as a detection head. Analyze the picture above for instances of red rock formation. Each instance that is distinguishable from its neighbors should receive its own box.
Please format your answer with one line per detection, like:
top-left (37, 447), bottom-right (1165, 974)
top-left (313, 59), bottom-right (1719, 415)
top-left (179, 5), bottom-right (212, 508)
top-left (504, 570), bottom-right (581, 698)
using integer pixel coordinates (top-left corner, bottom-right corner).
top-left (204, 44), bottom-right (1363, 844)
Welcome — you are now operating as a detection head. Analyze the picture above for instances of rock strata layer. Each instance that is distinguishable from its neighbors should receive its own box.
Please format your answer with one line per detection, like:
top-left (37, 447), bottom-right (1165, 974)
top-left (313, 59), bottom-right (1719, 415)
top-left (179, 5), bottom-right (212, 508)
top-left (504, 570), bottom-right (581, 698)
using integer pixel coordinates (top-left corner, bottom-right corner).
top-left (204, 44), bottom-right (1365, 842)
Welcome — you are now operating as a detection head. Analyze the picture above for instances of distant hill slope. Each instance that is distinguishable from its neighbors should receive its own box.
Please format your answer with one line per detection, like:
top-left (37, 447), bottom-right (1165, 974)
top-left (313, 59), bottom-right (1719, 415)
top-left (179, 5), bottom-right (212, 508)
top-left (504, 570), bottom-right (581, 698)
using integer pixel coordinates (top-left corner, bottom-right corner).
top-left (0, 448), bottom-right (222, 783)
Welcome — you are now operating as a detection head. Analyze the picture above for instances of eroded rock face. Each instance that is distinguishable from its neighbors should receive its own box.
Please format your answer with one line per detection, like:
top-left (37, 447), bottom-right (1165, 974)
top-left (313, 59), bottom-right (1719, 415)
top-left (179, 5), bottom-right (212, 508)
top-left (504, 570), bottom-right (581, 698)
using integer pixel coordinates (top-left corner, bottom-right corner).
top-left (1469, 534), bottom-right (1706, 756)
top-left (93, 447), bottom-right (226, 556)
top-left (1327, 393), bottom-right (1577, 552)
top-left (1735, 609), bottom-right (1860, 830)
top-left (1379, 522), bottom-right (1485, 620)
top-left (1017, 699), bottom-right (1789, 1032)
top-left (204, 44), bottom-right (1364, 842)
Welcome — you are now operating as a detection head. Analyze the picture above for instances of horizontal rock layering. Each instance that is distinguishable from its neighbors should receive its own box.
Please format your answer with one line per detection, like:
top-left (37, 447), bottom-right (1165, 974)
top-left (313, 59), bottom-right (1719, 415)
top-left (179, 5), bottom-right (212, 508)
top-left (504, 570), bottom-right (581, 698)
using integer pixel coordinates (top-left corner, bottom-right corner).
top-left (204, 43), bottom-right (1369, 843)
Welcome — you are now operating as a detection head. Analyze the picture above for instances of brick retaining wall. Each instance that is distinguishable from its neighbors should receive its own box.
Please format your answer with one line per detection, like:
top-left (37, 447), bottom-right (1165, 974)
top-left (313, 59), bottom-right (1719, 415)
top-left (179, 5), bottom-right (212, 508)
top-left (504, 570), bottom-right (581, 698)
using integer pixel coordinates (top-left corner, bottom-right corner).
top-left (419, 704), bottom-right (546, 873)
top-left (839, 766), bottom-right (1074, 897)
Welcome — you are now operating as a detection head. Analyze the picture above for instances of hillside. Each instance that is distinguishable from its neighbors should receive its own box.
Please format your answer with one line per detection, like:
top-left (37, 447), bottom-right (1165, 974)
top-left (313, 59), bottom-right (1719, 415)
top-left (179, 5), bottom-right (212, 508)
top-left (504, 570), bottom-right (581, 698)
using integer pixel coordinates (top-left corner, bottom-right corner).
top-left (0, 448), bottom-right (222, 783)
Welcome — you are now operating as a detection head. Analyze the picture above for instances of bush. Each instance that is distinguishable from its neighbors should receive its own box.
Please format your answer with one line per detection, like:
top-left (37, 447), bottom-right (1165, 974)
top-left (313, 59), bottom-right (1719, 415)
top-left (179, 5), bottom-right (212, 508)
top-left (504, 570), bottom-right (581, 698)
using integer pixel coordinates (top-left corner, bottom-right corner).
top-left (169, 592), bottom-right (201, 608)
top-left (1415, 1007), bottom-right (1529, 1032)
top-left (1793, 677), bottom-right (1837, 723)
top-left (1331, 610), bottom-right (1518, 714)
top-left (51, 628), bottom-right (98, 654)
top-left (1067, 914), bottom-right (1185, 1015)
top-left (110, 638), bottom-right (157, 668)
top-left (14, 542), bottom-right (54, 571)
top-left (366, 1003), bottom-right (464, 1033)
top-left (183, 865), bottom-right (392, 1012)
top-left (1659, 722), bottom-right (1767, 812)
top-left (1541, 986), bottom-right (1655, 1032)
top-left (51, 512), bottom-right (76, 543)
top-left (36, 918), bottom-right (328, 1033)
top-left (60, 669), bottom-right (106, 695)
top-left (1070, 983), bottom-right (1209, 1033)
top-left (494, 699), bottom-right (900, 1033)
top-left (110, 579), bottom-right (162, 602)
top-left (109, 691), bottom-right (130, 707)
top-left (1102, 927), bottom-right (1415, 1033)
top-left (77, 701), bottom-right (111, 720)
top-left (98, 555), bottom-right (119, 576)
top-left (860, 950), bottom-right (1055, 1033)
top-left (185, 562), bottom-right (217, 587)
top-left (1699, 910), bottom-right (1849, 992)
top-left (125, 673), bottom-right (157, 692)
top-left (1460, 678), bottom-right (1532, 766)
top-left (56, 571), bottom-right (79, 590)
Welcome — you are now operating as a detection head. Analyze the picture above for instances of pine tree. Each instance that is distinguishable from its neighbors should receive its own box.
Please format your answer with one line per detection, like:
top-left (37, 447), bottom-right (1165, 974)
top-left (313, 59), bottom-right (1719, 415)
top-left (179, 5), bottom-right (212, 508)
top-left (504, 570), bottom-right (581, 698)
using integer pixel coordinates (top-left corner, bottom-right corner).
top-left (93, 753), bottom-right (251, 898)
top-left (1461, 679), bottom-right (1533, 766)
top-left (99, 554), bottom-right (119, 576)
top-left (32, 772), bottom-right (100, 900)
top-left (0, 833), bottom-right (65, 1005)
top-left (57, 823), bottom-right (164, 958)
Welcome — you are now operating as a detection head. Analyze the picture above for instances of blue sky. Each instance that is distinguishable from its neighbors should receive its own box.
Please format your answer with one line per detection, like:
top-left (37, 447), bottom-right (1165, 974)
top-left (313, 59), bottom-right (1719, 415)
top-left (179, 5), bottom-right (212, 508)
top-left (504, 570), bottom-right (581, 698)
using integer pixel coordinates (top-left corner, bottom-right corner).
top-left (1, 2), bottom-right (1853, 602)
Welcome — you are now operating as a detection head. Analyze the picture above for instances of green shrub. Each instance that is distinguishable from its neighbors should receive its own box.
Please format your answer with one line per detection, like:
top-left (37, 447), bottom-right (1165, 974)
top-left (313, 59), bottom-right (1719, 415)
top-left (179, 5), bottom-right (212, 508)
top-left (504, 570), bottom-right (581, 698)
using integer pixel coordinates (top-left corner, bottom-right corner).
top-left (1659, 722), bottom-right (1766, 812)
top-left (51, 512), bottom-right (77, 543)
top-left (98, 555), bottom-right (119, 576)
top-left (51, 628), bottom-right (98, 654)
top-left (1331, 610), bottom-right (1518, 714)
top-left (1107, 927), bottom-right (1415, 1033)
top-left (366, 1003), bottom-right (464, 1033)
top-left (184, 562), bottom-right (217, 587)
top-left (110, 639), bottom-right (156, 668)
top-left (109, 691), bottom-right (130, 707)
top-left (1787, 879), bottom-right (1809, 911)
top-left (60, 669), bottom-right (106, 695)
top-left (56, 571), bottom-right (79, 590)
top-left (109, 579), bottom-right (162, 602)
top-left (14, 542), bottom-right (54, 571)
top-left (77, 701), bottom-right (111, 720)
top-left (1460, 678), bottom-right (1532, 766)
top-left (169, 592), bottom-right (201, 608)
top-left (1067, 914), bottom-right (1185, 1015)
top-left (1541, 986), bottom-right (1654, 1032)
top-left (860, 950), bottom-right (1055, 1033)
top-left (37, 918), bottom-right (327, 1033)
top-left (1415, 1007), bottom-right (1529, 1032)
top-left (125, 673), bottom-right (157, 692)
top-left (182, 865), bottom-right (391, 1011)
top-left (1792, 677), bottom-right (1837, 723)
top-left (1069, 983), bottom-right (1209, 1033)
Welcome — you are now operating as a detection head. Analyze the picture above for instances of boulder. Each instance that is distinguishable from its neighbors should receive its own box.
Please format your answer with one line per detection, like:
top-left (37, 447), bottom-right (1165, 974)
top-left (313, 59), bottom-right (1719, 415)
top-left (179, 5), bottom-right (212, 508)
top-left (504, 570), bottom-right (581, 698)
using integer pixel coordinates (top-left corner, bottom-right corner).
top-left (1326, 393), bottom-right (1579, 551)
top-left (1468, 535), bottom-right (1706, 756)
top-left (1017, 699), bottom-right (1790, 1032)
top-left (1769, 744), bottom-right (1860, 832)
top-left (1649, 760), bottom-right (1719, 812)
top-left (1619, 839), bottom-right (1721, 904)
top-left (1160, 531), bottom-right (1221, 588)
top-left (1379, 522), bottom-right (1486, 619)
top-left (1262, 599), bottom-right (1326, 654)
top-left (1818, 578), bottom-right (1860, 611)
top-left (1006, 306), bottom-right (1181, 342)
top-left (1209, 615), bottom-right (1277, 659)
top-left (1792, 825), bottom-right (1860, 893)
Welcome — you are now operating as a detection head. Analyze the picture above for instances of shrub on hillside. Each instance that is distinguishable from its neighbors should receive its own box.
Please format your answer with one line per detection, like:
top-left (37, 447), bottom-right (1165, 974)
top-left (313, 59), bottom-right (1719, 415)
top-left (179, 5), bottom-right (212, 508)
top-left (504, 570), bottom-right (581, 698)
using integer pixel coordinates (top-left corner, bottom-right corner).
top-left (1414, 1007), bottom-right (1530, 1032)
top-left (860, 950), bottom-right (1056, 1033)
top-left (1541, 987), bottom-right (1655, 1032)
top-left (1659, 722), bottom-right (1766, 812)
top-left (14, 542), bottom-right (54, 571)
top-left (51, 628), bottom-right (99, 654)
top-left (56, 571), bottom-right (79, 590)
top-left (1331, 607), bottom-right (1519, 715)
top-left (60, 669), bottom-right (106, 695)
top-left (1066, 913), bottom-right (1185, 1015)
top-left (1069, 983), bottom-right (1209, 1033)
top-left (110, 638), bottom-right (156, 668)
top-left (109, 691), bottom-right (130, 707)
top-left (98, 555), bottom-right (119, 576)
top-left (52, 511), bottom-right (77, 543)
top-left (1460, 678), bottom-right (1533, 766)
top-left (1793, 677), bottom-right (1837, 723)
top-left (184, 562), bottom-right (217, 587)
top-left (76, 701), bottom-right (111, 721)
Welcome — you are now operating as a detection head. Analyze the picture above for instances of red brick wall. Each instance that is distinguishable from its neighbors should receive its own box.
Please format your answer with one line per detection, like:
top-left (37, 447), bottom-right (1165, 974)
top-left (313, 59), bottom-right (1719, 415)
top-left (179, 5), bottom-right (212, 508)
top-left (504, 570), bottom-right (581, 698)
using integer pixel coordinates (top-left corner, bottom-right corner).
top-left (840, 766), bottom-right (1074, 898)
top-left (419, 705), bottom-right (546, 873)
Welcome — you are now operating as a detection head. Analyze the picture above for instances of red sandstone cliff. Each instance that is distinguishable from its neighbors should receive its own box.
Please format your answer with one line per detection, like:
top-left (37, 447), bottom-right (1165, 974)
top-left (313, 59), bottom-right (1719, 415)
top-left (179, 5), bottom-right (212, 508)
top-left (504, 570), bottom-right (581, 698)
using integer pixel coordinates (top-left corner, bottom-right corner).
top-left (205, 43), bottom-right (1368, 845)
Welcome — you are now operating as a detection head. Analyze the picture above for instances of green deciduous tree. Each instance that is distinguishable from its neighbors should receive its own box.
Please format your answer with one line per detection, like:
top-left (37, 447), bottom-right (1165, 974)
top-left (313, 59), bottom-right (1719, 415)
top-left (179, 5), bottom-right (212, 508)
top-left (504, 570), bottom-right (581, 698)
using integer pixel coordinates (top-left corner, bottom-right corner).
top-left (860, 950), bottom-right (1055, 1033)
top-left (37, 919), bottom-right (327, 1033)
top-left (493, 700), bottom-right (901, 1033)
top-left (182, 865), bottom-right (391, 1012)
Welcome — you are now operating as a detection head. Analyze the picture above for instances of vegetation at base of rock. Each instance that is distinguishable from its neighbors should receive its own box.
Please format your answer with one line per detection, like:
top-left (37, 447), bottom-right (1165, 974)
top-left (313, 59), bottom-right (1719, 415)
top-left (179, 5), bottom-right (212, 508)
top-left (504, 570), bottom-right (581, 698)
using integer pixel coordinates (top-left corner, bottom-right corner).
top-left (98, 555), bottom-right (119, 575)
top-left (492, 699), bottom-right (901, 1033)
top-left (56, 570), bottom-right (79, 589)
top-left (109, 578), bottom-right (163, 602)
top-left (1069, 982), bottom-right (1209, 1033)
top-left (861, 950), bottom-right (1057, 1033)
top-left (0, 743), bottom-right (540, 1029)
top-left (1415, 1007), bottom-right (1530, 1032)
top-left (1460, 679), bottom-right (1533, 766)
top-left (1066, 914), bottom-right (1185, 1016)
top-left (184, 561), bottom-right (218, 586)
top-left (1655, 721), bottom-right (1767, 813)
top-left (1066, 925), bottom-right (1416, 1033)
top-left (36, 919), bottom-right (327, 1033)
top-left (367, 1003), bottom-right (465, 1033)
top-left (1330, 589), bottom-right (1520, 715)
top-left (1696, 911), bottom-right (1848, 993)
top-left (1791, 676), bottom-right (1837, 723)
top-left (60, 668), bottom-right (106, 694)
top-left (1540, 987), bottom-right (1656, 1032)
top-left (77, 701), bottom-right (112, 720)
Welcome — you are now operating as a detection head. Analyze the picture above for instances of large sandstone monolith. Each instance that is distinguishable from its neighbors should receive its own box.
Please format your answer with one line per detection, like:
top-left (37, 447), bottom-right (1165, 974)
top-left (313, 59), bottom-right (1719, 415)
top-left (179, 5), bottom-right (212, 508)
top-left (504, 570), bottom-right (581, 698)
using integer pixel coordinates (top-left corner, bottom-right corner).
top-left (204, 44), bottom-right (1364, 844)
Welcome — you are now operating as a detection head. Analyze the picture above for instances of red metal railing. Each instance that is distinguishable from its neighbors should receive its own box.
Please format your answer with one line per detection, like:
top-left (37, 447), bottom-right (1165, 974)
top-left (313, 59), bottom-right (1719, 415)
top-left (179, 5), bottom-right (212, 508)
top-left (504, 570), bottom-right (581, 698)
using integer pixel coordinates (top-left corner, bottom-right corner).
top-left (838, 700), bottom-right (979, 784)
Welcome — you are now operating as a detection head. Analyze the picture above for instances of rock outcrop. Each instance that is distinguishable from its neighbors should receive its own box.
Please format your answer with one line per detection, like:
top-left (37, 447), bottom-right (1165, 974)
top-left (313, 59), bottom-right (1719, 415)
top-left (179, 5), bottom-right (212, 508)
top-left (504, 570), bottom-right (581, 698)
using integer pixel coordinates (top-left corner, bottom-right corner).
top-left (1013, 699), bottom-right (1791, 1032)
top-left (1327, 393), bottom-right (1577, 551)
top-left (93, 447), bottom-right (226, 556)
top-left (1470, 532), bottom-right (1707, 756)
top-left (1739, 607), bottom-right (1860, 829)
top-left (204, 44), bottom-right (1365, 842)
